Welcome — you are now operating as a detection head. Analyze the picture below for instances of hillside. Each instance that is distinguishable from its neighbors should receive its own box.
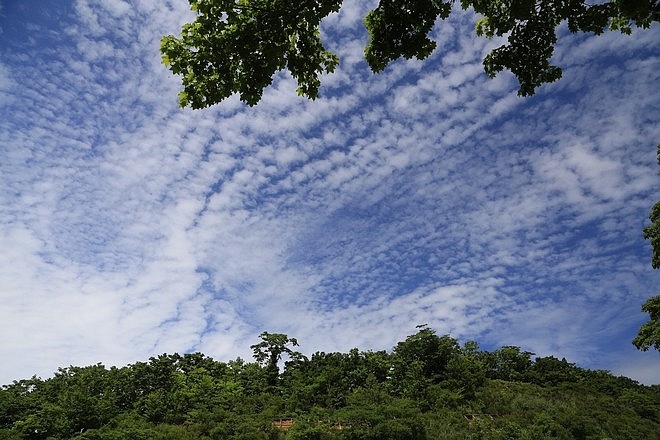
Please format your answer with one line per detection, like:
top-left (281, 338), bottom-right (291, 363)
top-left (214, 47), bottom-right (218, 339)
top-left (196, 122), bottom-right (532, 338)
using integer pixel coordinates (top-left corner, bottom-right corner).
top-left (1, 328), bottom-right (658, 439)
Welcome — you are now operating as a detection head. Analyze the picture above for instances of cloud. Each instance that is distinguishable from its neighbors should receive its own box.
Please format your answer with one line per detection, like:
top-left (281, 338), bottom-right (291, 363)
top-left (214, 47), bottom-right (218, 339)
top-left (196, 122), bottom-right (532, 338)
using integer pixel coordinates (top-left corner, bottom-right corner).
top-left (0, 3), bottom-right (658, 387)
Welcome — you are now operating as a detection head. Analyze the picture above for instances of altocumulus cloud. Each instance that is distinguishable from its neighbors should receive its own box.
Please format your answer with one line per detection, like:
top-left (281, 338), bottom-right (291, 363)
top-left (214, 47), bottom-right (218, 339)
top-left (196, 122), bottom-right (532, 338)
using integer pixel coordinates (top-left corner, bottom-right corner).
top-left (0, 0), bottom-right (659, 385)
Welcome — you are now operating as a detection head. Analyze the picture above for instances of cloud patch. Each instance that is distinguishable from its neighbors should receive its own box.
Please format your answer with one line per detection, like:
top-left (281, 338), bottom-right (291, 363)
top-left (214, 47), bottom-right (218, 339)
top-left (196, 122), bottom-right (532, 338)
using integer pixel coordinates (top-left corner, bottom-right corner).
top-left (0, 4), bottom-right (658, 385)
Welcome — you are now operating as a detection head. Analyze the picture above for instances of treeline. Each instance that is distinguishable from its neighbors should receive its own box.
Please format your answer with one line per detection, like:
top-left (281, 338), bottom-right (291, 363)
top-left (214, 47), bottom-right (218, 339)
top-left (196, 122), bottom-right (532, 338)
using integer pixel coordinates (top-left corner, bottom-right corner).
top-left (1, 327), bottom-right (658, 439)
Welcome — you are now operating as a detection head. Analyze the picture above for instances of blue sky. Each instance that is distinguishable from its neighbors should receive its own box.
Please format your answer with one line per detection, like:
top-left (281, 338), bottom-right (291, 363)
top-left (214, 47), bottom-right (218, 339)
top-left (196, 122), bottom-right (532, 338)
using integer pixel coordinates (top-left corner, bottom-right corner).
top-left (1, 0), bottom-right (659, 385)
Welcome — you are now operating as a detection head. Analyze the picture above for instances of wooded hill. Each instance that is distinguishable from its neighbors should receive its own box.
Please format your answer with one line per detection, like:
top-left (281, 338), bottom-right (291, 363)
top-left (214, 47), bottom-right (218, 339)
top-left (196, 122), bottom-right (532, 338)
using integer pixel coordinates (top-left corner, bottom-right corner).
top-left (1, 327), bottom-right (658, 439)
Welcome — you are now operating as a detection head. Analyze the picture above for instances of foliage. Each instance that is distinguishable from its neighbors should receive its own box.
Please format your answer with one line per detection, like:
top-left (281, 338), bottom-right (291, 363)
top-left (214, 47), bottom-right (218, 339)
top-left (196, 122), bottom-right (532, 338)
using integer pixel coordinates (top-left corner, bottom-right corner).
top-left (635, 144), bottom-right (660, 352)
top-left (161, 0), bottom-right (659, 107)
top-left (160, 0), bottom-right (342, 107)
top-left (525, 355), bottom-right (578, 385)
top-left (644, 145), bottom-right (660, 270)
top-left (251, 332), bottom-right (305, 386)
top-left (1, 328), bottom-right (659, 439)
top-left (633, 295), bottom-right (660, 352)
top-left (389, 325), bottom-right (459, 402)
top-left (646, 201), bottom-right (660, 270)
top-left (484, 346), bottom-right (534, 381)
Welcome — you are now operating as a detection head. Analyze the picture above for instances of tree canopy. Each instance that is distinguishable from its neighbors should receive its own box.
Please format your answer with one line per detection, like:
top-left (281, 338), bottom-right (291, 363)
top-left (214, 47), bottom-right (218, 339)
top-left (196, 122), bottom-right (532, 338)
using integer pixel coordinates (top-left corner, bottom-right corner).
top-left (1, 328), bottom-right (659, 439)
top-left (643, 146), bottom-right (660, 271)
top-left (160, 0), bottom-right (659, 108)
top-left (634, 295), bottom-right (660, 352)
top-left (634, 144), bottom-right (660, 353)
top-left (250, 332), bottom-right (304, 385)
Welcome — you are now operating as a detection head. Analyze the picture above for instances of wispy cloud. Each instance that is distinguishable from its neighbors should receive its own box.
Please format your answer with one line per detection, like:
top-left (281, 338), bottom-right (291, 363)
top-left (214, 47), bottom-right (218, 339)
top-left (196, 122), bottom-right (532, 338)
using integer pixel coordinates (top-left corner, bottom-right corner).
top-left (0, 2), bottom-right (658, 385)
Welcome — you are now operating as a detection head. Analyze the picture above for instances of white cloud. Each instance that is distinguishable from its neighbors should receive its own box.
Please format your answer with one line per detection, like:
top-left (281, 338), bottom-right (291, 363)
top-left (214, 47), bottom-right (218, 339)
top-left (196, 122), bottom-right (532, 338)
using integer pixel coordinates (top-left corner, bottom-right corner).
top-left (0, 61), bottom-right (15, 105)
top-left (0, 3), bottom-right (658, 387)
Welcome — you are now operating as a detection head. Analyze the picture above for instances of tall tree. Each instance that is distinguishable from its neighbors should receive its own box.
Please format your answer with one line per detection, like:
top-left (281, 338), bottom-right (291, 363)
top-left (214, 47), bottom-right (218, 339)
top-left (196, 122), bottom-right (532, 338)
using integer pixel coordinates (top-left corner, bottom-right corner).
top-left (161, 0), bottom-right (658, 108)
top-left (389, 325), bottom-right (460, 401)
top-left (250, 332), bottom-right (304, 386)
top-left (634, 144), bottom-right (660, 352)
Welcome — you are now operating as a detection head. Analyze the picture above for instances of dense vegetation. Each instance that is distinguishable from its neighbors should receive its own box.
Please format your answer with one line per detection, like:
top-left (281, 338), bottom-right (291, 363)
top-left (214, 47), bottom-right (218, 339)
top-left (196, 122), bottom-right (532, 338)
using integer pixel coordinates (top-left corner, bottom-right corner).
top-left (1, 327), bottom-right (658, 439)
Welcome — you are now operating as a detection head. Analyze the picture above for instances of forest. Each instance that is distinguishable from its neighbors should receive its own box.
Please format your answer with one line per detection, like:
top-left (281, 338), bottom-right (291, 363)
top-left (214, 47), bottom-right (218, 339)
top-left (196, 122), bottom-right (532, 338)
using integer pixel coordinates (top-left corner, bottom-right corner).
top-left (1, 327), bottom-right (658, 440)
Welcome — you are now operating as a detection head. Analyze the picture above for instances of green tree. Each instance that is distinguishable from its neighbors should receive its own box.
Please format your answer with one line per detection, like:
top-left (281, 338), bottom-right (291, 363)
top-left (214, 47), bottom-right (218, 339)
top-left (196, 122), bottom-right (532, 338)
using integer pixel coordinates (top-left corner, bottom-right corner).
top-left (485, 346), bottom-right (534, 381)
top-left (161, 0), bottom-right (658, 108)
top-left (251, 332), bottom-right (304, 386)
top-left (78, 413), bottom-right (158, 440)
top-left (635, 144), bottom-right (660, 352)
top-left (643, 146), bottom-right (660, 270)
top-left (2, 332), bottom-right (660, 440)
top-left (0, 377), bottom-right (43, 430)
top-left (633, 295), bottom-right (660, 352)
top-left (526, 356), bottom-right (579, 386)
top-left (389, 326), bottom-right (460, 403)
top-left (646, 202), bottom-right (660, 269)
top-left (444, 341), bottom-right (487, 399)
top-left (281, 348), bottom-right (391, 412)
top-left (335, 387), bottom-right (426, 440)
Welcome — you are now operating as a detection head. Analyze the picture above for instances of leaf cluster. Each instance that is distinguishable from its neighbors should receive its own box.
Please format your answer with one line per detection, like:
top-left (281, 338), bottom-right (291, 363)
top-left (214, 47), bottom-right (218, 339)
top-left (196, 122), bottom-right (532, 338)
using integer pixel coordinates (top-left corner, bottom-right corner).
top-left (634, 295), bottom-right (660, 351)
top-left (634, 144), bottom-right (660, 352)
top-left (161, 0), bottom-right (659, 107)
top-left (161, 0), bottom-right (342, 107)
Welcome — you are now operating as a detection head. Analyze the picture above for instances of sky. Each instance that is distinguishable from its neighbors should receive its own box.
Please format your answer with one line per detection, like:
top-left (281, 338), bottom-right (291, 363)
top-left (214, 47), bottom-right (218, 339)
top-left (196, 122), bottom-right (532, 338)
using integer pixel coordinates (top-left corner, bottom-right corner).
top-left (0, 0), bottom-right (659, 386)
